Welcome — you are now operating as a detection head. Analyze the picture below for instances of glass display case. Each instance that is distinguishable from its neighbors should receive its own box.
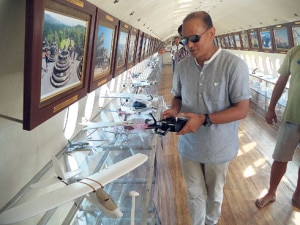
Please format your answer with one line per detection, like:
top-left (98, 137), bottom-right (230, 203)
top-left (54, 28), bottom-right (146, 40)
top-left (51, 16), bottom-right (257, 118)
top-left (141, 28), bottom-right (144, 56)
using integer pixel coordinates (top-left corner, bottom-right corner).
top-left (0, 56), bottom-right (174, 225)
top-left (249, 73), bottom-right (288, 121)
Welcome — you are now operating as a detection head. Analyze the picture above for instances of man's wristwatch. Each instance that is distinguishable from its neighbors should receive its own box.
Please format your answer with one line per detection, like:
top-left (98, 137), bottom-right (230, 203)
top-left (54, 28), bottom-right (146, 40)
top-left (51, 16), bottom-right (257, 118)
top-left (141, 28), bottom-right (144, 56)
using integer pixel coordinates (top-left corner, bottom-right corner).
top-left (203, 114), bottom-right (212, 127)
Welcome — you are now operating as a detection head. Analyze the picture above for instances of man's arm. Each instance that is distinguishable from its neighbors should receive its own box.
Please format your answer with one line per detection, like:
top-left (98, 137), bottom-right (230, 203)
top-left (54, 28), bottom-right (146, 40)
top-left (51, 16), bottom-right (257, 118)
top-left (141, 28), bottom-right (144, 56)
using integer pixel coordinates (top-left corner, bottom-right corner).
top-left (162, 96), bottom-right (182, 118)
top-left (178, 99), bottom-right (249, 135)
top-left (265, 75), bottom-right (289, 124)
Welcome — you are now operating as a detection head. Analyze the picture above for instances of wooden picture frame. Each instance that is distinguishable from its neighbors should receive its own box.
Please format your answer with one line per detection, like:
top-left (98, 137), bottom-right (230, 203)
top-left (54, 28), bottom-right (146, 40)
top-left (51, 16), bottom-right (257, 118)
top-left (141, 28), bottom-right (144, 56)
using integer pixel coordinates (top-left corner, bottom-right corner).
top-left (249, 29), bottom-right (260, 51)
top-left (127, 27), bottom-right (138, 68)
top-left (273, 24), bottom-right (292, 53)
top-left (113, 21), bottom-right (130, 77)
top-left (234, 32), bottom-right (242, 49)
top-left (291, 21), bottom-right (300, 46)
top-left (135, 31), bottom-right (144, 63)
top-left (224, 35), bottom-right (230, 48)
top-left (141, 33), bottom-right (148, 60)
top-left (228, 34), bottom-right (236, 49)
top-left (258, 27), bottom-right (274, 53)
top-left (240, 30), bottom-right (250, 50)
top-left (24, 0), bottom-right (96, 130)
top-left (89, 8), bottom-right (119, 92)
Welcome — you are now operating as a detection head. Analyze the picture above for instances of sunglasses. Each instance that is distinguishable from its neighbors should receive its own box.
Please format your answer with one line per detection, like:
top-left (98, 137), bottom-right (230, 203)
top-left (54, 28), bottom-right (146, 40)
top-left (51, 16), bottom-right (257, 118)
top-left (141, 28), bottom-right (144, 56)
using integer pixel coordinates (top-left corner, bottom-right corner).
top-left (180, 29), bottom-right (210, 45)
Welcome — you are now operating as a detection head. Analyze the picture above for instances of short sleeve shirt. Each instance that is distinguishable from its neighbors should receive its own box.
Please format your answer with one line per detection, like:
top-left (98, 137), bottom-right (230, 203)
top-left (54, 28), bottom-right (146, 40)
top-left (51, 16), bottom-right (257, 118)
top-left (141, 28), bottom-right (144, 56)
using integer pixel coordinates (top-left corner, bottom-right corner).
top-left (171, 48), bottom-right (250, 163)
top-left (278, 45), bottom-right (300, 124)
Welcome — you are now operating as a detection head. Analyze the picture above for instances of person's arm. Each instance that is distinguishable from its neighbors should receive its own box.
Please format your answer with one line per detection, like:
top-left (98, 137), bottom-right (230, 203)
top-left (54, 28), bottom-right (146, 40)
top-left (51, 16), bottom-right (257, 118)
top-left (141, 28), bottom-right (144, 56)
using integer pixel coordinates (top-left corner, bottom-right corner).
top-left (162, 96), bottom-right (182, 118)
top-left (265, 74), bottom-right (289, 124)
top-left (177, 99), bottom-right (249, 135)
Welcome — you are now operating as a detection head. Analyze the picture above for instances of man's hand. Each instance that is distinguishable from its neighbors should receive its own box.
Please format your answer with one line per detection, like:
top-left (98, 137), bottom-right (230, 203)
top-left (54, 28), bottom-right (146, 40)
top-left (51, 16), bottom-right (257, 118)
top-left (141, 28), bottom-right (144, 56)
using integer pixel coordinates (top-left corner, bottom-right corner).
top-left (177, 113), bottom-right (205, 135)
top-left (162, 108), bottom-right (178, 119)
top-left (265, 110), bottom-right (277, 124)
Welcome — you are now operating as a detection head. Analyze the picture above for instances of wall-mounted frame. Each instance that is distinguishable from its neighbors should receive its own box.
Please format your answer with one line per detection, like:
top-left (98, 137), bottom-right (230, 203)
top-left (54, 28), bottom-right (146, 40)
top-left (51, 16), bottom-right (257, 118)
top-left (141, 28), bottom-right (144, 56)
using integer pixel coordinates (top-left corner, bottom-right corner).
top-left (228, 34), bottom-right (235, 49)
top-left (240, 30), bottom-right (250, 50)
top-left (89, 8), bottom-right (118, 92)
top-left (273, 24), bottom-right (292, 53)
top-left (213, 37), bottom-right (219, 47)
top-left (224, 35), bottom-right (230, 48)
top-left (113, 21), bottom-right (130, 77)
top-left (141, 33), bottom-right (148, 60)
top-left (258, 27), bottom-right (274, 53)
top-left (135, 31), bottom-right (144, 63)
top-left (219, 35), bottom-right (226, 48)
top-left (234, 32), bottom-right (242, 49)
top-left (249, 29), bottom-right (260, 51)
top-left (127, 27), bottom-right (138, 68)
top-left (24, 0), bottom-right (96, 130)
top-left (291, 21), bottom-right (300, 46)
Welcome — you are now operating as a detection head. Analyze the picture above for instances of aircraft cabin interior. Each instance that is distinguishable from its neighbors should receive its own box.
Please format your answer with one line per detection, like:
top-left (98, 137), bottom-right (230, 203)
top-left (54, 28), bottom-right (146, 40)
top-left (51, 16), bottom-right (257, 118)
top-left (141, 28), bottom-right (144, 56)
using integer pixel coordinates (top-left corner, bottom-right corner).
top-left (0, 0), bottom-right (300, 224)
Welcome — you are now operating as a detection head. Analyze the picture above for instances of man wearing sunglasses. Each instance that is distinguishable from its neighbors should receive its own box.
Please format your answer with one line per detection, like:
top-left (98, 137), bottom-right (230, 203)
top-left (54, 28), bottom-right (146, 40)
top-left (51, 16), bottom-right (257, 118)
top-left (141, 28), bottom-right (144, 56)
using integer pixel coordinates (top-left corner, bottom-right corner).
top-left (163, 11), bottom-right (250, 225)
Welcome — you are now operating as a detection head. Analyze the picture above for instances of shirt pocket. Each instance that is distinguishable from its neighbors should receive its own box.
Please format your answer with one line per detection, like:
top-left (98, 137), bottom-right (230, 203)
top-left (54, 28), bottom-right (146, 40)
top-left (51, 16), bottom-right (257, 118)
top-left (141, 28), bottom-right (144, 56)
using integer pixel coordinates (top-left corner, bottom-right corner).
top-left (206, 80), bottom-right (226, 103)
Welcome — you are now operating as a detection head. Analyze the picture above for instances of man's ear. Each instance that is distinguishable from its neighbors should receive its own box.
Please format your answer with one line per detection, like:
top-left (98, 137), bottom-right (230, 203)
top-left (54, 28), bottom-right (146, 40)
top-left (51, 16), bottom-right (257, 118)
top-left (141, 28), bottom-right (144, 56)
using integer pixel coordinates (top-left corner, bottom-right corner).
top-left (209, 27), bottom-right (216, 40)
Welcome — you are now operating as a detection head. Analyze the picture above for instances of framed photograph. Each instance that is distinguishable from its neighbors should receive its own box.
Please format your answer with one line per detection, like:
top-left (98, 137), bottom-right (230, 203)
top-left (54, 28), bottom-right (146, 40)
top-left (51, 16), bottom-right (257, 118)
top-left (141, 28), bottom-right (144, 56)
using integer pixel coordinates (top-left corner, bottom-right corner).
top-left (249, 29), bottom-right (260, 51)
top-left (89, 8), bottom-right (119, 92)
top-left (127, 27), bottom-right (138, 68)
top-left (228, 34), bottom-right (235, 48)
top-left (224, 35), bottom-right (230, 48)
top-left (240, 30), bottom-right (250, 50)
top-left (135, 31), bottom-right (144, 63)
top-left (273, 24), bottom-right (291, 53)
top-left (258, 27), bottom-right (274, 52)
top-left (24, 0), bottom-right (96, 130)
top-left (113, 21), bottom-right (130, 77)
top-left (291, 21), bottom-right (300, 46)
top-left (141, 34), bottom-right (149, 60)
top-left (234, 33), bottom-right (242, 49)
top-left (213, 37), bottom-right (219, 47)
top-left (219, 35), bottom-right (226, 48)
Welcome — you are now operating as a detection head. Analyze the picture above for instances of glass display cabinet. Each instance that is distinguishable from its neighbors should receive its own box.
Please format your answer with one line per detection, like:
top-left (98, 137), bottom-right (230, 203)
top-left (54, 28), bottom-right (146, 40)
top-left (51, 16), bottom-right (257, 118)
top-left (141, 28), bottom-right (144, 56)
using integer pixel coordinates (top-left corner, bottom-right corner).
top-left (249, 73), bottom-right (289, 121)
top-left (0, 56), bottom-right (174, 225)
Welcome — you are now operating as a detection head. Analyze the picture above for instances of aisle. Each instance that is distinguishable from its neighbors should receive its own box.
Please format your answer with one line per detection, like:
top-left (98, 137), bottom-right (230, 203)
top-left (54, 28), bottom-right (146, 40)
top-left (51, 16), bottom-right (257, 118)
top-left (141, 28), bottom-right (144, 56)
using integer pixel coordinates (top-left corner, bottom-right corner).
top-left (158, 63), bottom-right (300, 225)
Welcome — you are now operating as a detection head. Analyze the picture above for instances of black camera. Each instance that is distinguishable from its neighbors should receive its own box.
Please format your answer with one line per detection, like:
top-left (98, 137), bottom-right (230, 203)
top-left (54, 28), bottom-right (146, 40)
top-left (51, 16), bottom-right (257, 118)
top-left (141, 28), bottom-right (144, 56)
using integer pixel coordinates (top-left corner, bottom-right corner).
top-left (145, 114), bottom-right (187, 135)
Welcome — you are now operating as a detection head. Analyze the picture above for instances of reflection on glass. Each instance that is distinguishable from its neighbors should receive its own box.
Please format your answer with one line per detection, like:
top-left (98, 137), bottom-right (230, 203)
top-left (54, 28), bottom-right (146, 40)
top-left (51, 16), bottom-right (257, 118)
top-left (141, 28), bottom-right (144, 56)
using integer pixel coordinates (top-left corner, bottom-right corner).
top-left (116, 31), bottom-right (128, 67)
top-left (128, 33), bottom-right (136, 63)
top-left (94, 25), bottom-right (115, 77)
top-left (292, 26), bottom-right (300, 46)
top-left (260, 30), bottom-right (272, 49)
top-left (274, 27), bottom-right (289, 49)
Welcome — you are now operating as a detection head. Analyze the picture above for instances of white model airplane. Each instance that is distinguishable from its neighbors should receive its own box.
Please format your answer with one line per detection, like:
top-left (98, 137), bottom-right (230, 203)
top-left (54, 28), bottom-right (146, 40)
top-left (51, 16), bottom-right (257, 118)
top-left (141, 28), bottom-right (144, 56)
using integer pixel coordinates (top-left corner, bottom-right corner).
top-left (30, 155), bottom-right (82, 188)
top-left (100, 93), bottom-right (154, 101)
top-left (122, 79), bottom-right (158, 88)
top-left (0, 153), bottom-right (148, 224)
top-left (80, 121), bottom-right (135, 131)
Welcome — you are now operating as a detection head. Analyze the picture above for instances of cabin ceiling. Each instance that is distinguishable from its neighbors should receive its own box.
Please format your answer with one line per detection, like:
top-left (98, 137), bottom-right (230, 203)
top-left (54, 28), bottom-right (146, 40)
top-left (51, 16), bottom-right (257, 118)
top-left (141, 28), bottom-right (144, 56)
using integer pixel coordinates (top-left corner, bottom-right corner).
top-left (87, 0), bottom-right (300, 41)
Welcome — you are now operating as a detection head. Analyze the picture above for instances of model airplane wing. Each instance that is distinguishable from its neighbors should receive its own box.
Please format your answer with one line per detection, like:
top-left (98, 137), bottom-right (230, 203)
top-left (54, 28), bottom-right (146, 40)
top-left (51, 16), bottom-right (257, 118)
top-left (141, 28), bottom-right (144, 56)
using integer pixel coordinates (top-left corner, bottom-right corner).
top-left (80, 121), bottom-right (135, 130)
top-left (0, 153), bottom-right (148, 224)
top-left (30, 155), bottom-right (82, 188)
top-left (100, 93), bottom-right (153, 101)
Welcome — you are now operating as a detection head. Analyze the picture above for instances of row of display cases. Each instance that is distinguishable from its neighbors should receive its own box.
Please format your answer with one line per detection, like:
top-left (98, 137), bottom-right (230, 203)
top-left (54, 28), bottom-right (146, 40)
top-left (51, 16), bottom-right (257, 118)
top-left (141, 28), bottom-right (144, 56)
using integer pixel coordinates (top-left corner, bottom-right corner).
top-left (1, 56), bottom-right (176, 225)
top-left (249, 73), bottom-right (289, 121)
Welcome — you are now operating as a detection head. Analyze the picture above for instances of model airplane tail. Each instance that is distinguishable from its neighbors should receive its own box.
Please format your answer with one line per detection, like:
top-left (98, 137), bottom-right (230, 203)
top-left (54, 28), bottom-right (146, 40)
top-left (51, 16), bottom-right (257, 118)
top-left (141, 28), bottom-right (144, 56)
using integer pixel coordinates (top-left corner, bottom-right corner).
top-left (0, 153), bottom-right (148, 224)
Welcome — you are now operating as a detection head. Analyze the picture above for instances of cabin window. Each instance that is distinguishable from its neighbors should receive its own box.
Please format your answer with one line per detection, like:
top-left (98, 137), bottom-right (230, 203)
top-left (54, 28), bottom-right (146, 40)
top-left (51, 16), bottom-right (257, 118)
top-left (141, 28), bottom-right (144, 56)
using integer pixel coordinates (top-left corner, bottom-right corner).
top-left (245, 54), bottom-right (251, 70)
top-left (266, 57), bottom-right (274, 75)
top-left (63, 102), bottom-right (79, 140)
top-left (258, 56), bottom-right (264, 73)
top-left (84, 91), bottom-right (95, 121)
top-left (275, 58), bottom-right (282, 74)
